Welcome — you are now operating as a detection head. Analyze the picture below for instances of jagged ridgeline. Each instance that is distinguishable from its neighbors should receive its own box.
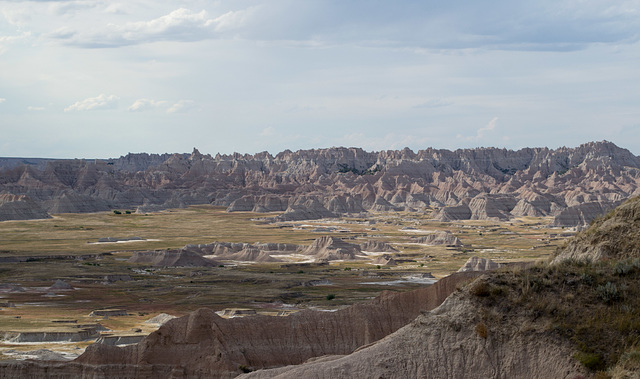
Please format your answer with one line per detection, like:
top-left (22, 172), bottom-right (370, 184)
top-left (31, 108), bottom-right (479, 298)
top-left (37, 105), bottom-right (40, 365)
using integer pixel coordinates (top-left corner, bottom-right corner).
top-left (1, 141), bottom-right (639, 225)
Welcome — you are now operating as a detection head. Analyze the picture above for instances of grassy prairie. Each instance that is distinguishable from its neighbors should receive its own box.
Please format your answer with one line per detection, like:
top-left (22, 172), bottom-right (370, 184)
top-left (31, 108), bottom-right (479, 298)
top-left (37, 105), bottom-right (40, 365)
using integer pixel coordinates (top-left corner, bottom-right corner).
top-left (0, 206), bottom-right (572, 359)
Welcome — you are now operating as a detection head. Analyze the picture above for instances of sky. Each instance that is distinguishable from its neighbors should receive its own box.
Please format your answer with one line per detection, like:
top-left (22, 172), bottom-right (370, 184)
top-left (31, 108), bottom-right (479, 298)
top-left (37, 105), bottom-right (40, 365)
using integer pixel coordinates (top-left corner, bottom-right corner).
top-left (1, 0), bottom-right (640, 158)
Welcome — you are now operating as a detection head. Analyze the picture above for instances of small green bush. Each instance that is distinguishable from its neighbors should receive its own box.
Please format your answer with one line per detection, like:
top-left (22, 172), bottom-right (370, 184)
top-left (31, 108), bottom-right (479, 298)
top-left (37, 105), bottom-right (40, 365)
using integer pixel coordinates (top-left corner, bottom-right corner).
top-left (326, 294), bottom-right (335, 301)
top-left (113, 210), bottom-right (122, 215)
top-left (574, 352), bottom-right (604, 371)
top-left (596, 282), bottom-right (620, 304)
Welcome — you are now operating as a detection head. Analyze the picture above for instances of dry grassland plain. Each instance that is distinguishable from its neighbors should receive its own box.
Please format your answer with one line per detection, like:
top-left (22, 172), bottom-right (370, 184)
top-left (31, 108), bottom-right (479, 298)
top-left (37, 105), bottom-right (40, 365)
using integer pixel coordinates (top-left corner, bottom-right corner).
top-left (0, 206), bottom-right (572, 358)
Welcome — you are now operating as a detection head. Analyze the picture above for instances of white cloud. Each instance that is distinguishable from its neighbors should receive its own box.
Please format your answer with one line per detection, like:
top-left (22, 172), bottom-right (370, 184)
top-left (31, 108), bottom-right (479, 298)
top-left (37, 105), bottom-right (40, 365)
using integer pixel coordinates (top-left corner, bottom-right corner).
top-left (468, 117), bottom-right (498, 142)
top-left (167, 100), bottom-right (196, 113)
top-left (64, 94), bottom-right (119, 112)
top-left (27, 106), bottom-right (45, 111)
top-left (55, 8), bottom-right (221, 47)
top-left (2, 8), bottom-right (31, 27)
top-left (0, 33), bottom-right (30, 55)
top-left (0, 98), bottom-right (5, 104)
top-left (212, 7), bottom-right (258, 33)
top-left (128, 98), bottom-right (168, 112)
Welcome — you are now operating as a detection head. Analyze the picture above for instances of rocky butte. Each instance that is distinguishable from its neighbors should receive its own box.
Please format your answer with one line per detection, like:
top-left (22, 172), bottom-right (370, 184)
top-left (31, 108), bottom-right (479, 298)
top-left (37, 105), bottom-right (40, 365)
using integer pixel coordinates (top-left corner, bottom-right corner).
top-left (0, 140), bottom-right (638, 226)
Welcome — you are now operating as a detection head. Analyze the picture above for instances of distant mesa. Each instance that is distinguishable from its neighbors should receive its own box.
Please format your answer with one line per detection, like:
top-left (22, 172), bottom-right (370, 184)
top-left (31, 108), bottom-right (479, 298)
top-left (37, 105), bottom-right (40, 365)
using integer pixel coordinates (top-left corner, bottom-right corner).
top-left (1, 141), bottom-right (639, 226)
top-left (457, 257), bottom-right (503, 272)
top-left (48, 279), bottom-right (74, 291)
top-left (303, 236), bottom-right (364, 261)
top-left (413, 231), bottom-right (462, 247)
top-left (360, 240), bottom-right (398, 252)
top-left (128, 249), bottom-right (220, 267)
top-left (371, 254), bottom-right (397, 266)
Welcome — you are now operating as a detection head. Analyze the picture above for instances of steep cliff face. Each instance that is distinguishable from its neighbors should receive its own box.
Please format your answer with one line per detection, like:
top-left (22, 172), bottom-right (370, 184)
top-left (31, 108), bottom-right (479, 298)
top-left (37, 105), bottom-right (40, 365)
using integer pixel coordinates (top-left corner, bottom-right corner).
top-left (0, 193), bottom-right (50, 221)
top-left (240, 294), bottom-right (586, 379)
top-left (1, 141), bottom-right (639, 225)
top-left (0, 272), bottom-right (479, 378)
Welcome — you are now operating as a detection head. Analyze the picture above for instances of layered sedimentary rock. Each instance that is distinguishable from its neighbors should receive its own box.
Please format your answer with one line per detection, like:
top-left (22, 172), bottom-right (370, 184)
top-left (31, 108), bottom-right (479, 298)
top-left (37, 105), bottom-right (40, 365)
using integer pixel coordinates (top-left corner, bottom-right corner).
top-left (457, 257), bottom-right (502, 272)
top-left (359, 240), bottom-right (398, 252)
top-left (0, 272), bottom-right (478, 378)
top-left (0, 194), bottom-right (50, 221)
top-left (303, 236), bottom-right (363, 261)
top-left (2, 141), bottom-right (639, 225)
top-left (414, 231), bottom-right (462, 247)
top-left (128, 250), bottom-right (219, 267)
top-left (240, 294), bottom-right (585, 379)
top-left (551, 200), bottom-right (622, 227)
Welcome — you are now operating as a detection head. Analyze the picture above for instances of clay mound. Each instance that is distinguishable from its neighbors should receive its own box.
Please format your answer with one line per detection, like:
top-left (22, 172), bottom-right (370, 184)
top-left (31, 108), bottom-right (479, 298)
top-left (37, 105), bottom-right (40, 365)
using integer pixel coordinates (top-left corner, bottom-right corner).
top-left (68, 272), bottom-right (480, 378)
top-left (145, 313), bottom-right (177, 326)
top-left (371, 254), bottom-right (397, 266)
top-left (414, 231), bottom-right (462, 247)
top-left (49, 279), bottom-right (74, 290)
top-left (433, 204), bottom-right (471, 221)
top-left (128, 249), bottom-right (220, 267)
top-left (468, 194), bottom-right (516, 221)
top-left (457, 257), bottom-right (502, 272)
top-left (553, 195), bottom-right (640, 263)
top-left (0, 193), bottom-right (50, 221)
top-left (226, 247), bottom-right (283, 262)
top-left (551, 200), bottom-right (621, 227)
top-left (360, 240), bottom-right (398, 252)
top-left (303, 236), bottom-right (363, 261)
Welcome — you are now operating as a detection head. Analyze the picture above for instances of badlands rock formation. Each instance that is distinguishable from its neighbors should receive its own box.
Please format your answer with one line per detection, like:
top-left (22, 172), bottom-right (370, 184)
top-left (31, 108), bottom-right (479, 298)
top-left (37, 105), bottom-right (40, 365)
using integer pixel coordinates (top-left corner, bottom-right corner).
top-left (1, 141), bottom-right (639, 225)
top-left (413, 231), bottom-right (462, 246)
top-left (128, 250), bottom-right (219, 267)
top-left (240, 294), bottom-right (585, 379)
top-left (0, 272), bottom-right (480, 378)
top-left (457, 257), bottom-right (503, 272)
top-left (302, 236), bottom-right (363, 261)
top-left (553, 195), bottom-right (640, 263)
top-left (0, 194), bottom-right (50, 221)
top-left (359, 240), bottom-right (398, 252)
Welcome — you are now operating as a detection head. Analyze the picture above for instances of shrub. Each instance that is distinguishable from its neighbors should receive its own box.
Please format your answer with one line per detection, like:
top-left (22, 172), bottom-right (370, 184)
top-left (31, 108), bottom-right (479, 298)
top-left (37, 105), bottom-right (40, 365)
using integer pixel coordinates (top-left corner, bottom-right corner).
top-left (326, 294), bottom-right (335, 301)
top-left (613, 259), bottom-right (640, 276)
top-left (475, 322), bottom-right (488, 339)
top-left (574, 352), bottom-right (604, 371)
top-left (596, 282), bottom-right (620, 304)
top-left (470, 280), bottom-right (491, 297)
top-left (113, 210), bottom-right (121, 215)
top-left (125, 210), bottom-right (132, 214)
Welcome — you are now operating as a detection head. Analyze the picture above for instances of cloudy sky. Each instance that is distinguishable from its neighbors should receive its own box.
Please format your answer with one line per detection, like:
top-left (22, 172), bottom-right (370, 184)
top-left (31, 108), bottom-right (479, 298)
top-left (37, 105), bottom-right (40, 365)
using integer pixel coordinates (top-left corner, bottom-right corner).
top-left (1, 0), bottom-right (639, 158)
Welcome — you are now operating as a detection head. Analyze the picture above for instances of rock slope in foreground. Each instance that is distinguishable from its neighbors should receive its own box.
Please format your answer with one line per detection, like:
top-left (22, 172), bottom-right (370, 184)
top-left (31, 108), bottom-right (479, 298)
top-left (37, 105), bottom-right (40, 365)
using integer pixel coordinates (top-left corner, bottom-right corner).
top-left (553, 194), bottom-right (640, 263)
top-left (241, 293), bottom-right (585, 379)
